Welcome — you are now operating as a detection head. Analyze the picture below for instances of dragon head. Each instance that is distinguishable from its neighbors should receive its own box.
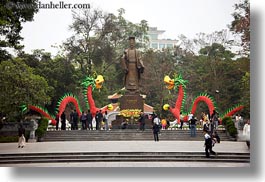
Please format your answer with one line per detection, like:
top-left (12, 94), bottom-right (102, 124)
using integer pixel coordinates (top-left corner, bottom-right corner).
top-left (164, 75), bottom-right (174, 90)
top-left (164, 74), bottom-right (188, 91)
top-left (95, 75), bottom-right (104, 89)
top-left (81, 75), bottom-right (104, 90)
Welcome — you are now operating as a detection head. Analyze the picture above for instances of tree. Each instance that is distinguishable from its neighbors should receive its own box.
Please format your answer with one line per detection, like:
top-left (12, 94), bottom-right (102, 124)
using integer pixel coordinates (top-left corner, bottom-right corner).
top-left (0, 0), bottom-right (38, 61)
top-left (229, 0), bottom-right (250, 115)
top-left (19, 50), bottom-right (79, 112)
top-left (64, 8), bottom-right (149, 75)
top-left (240, 71), bottom-right (250, 117)
top-left (185, 43), bottom-right (249, 114)
top-left (141, 49), bottom-right (179, 116)
top-left (229, 0), bottom-right (250, 56)
top-left (0, 58), bottom-right (50, 121)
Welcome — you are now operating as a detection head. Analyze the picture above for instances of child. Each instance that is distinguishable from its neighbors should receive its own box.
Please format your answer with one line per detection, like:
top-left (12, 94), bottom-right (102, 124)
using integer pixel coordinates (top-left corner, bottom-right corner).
top-left (161, 119), bottom-right (167, 130)
top-left (212, 131), bottom-right (221, 143)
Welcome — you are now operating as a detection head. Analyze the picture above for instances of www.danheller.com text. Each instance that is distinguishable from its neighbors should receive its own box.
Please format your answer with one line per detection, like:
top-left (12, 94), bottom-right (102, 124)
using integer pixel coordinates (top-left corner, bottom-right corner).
top-left (6, 1), bottom-right (90, 10)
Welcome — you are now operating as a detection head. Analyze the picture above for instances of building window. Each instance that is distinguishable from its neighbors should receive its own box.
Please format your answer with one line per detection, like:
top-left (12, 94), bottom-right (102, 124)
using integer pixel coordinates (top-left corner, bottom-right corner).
top-left (151, 43), bottom-right (158, 49)
top-left (166, 44), bottom-right (173, 48)
top-left (149, 34), bottom-right (158, 40)
top-left (159, 44), bottom-right (165, 49)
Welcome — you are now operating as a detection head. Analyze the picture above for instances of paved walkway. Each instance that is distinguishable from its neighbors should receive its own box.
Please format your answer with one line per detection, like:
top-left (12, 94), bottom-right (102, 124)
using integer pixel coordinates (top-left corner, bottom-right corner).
top-left (0, 141), bottom-right (249, 154)
top-left (0, 141), bottom-right (250, 167)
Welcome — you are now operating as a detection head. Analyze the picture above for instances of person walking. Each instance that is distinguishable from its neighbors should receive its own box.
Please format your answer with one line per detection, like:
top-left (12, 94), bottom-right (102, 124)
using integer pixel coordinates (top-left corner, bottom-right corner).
top-left (95, 110), bottom-right (103, 130)
top-left (211, 110), bottom-right (219, 130)
top-left (70, 110), bottom-right (74, 130)
top-left (18, 123), bottom-right (26, 148)
top-left (60, 111), bottom-right (66, 130)
top-left (55, 113), bottom-right (60, 130)
top-left (103, 111), bottom-right (109, 130)
top-left (179, 112), bottom-right (184, 129)
top-left (243, 119), bottom-right (250, 149)
top-left (235, 114), bottom-right (241, 130)
top-left (153, 114), bottom-right (161, 134)
top-left (152, 122), bottom-right (160, 142)
top-left (80, 111), bottom-right (87, 130)
top-left (87, 109), bottom-right (93, 130)
top-left (92, 117), bottom-right (96, 130)
top-left (138, 111), bottom-right (145, 131)
top-left (204, 129), bottom-right (216, 158)
top-left (71, 109), bottom-right (79, 130)
top-left (189, 116), bottom-right (197, 137)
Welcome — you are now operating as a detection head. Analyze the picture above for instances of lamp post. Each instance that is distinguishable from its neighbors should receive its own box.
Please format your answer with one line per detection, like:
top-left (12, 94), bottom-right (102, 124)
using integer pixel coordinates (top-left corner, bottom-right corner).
top-left (215, 90), bottom-right (220, 107)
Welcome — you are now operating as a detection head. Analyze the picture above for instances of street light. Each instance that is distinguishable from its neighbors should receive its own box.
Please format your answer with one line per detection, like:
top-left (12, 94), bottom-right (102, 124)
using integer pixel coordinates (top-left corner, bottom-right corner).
top-left (215, 90), bottom-right (220, 107)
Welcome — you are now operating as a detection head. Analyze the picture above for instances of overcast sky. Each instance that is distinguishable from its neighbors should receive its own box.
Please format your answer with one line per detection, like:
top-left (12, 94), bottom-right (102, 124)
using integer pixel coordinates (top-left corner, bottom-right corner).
top-left (21, 0), bottom-right (241, 56)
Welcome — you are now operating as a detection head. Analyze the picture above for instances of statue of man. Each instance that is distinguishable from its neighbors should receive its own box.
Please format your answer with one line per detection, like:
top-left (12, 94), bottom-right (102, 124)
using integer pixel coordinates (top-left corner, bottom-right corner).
top-left (121, 36), bottom-right (144, 93)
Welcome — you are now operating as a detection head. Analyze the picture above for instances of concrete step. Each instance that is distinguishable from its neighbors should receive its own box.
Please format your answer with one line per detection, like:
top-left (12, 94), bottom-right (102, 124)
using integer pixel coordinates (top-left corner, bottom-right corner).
top-left (43, 130), bottom-right (230, 142)
top-left (0, 152), bottom-right (250, 164)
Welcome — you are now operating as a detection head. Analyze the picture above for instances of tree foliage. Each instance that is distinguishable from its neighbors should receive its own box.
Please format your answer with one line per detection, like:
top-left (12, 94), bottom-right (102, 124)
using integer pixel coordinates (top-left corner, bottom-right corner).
top-left (141, 49), bottom-right (179, 116)
top-left (239, 68), bottom-right (250, 118)
top-left (0, 0), bottom-right (38, 61)
top-left (19, 50), bottom-right (78, 112)
top-left (230, 0), bottom-right (250, 55)
top-left (0, 58), bottom-right (50, 120)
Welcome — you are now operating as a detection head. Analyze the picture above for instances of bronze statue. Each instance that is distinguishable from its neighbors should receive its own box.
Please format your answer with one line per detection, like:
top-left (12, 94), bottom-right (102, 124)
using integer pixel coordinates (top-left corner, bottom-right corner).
top-left (121, 36), bottom-right (144, 93)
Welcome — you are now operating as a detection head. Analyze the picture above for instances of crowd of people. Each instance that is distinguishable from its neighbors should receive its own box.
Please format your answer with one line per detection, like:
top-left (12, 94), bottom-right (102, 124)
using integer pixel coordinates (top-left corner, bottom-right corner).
top-left (55, 109), bottom-right (110, 131)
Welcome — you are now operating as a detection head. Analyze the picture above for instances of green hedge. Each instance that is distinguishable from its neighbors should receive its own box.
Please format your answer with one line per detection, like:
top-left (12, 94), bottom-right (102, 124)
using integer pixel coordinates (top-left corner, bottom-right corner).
top-left (0, 136), bottom-right (18, 143)
top-left (222, 116), bottom-right (238, 137)
top-left (35, 117), bottom-right (49, 140)
top-left (221, 117), bottom-right (230, 126)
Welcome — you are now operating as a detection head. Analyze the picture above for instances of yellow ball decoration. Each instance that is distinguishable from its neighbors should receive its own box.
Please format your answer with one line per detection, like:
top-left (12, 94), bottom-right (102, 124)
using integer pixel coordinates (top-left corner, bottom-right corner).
top-left (163, 104), bottom-right (170, 111)
top-left (107, 104), bottom-right (113, 111)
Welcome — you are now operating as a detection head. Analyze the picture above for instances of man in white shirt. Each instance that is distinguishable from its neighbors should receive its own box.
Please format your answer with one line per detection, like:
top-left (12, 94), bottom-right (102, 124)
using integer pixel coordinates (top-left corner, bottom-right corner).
top-left (243, 119), bottom-right (250, 149)
top-left (204, 129), bottom-right (216, 158)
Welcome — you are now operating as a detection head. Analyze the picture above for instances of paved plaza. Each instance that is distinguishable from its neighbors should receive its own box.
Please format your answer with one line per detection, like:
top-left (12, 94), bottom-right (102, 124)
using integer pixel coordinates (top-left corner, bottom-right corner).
top-left (0, 141), bottom-right (250, 167)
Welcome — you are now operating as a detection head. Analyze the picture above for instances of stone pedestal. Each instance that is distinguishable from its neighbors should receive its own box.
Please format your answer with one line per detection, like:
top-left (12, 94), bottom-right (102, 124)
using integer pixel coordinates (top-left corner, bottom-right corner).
top-left (28, 130), bottom-right (37, 143)
top-left (114, 94), bottom-right (144, 129)
top-left (28, 119), bottom-right (38, 143)
top-left (120, 94), bottom-right (144, 111)
top-left (28, 139), bottom-right (37, 143)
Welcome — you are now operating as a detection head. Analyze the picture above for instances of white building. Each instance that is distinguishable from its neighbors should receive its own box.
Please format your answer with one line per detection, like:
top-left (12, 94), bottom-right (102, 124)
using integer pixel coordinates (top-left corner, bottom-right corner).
top-left (148, 27), bottom-right (179, 50)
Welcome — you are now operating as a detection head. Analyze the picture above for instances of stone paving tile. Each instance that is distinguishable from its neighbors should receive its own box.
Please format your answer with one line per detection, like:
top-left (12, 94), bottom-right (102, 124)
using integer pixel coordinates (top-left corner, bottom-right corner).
top-left (0, 141), bottom-right (249, 154)
top-left (0, 162), bottom-right (250, 167)
top-left (0, 141), bottom-right (250, 167)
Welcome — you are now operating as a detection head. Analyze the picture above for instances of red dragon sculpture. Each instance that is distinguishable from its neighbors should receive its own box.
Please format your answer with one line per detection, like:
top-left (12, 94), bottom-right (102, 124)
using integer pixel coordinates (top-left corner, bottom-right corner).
top-left (22, 75), bottom-right (112, 125)
top-left (163, 73), bottom-right (244, 123)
